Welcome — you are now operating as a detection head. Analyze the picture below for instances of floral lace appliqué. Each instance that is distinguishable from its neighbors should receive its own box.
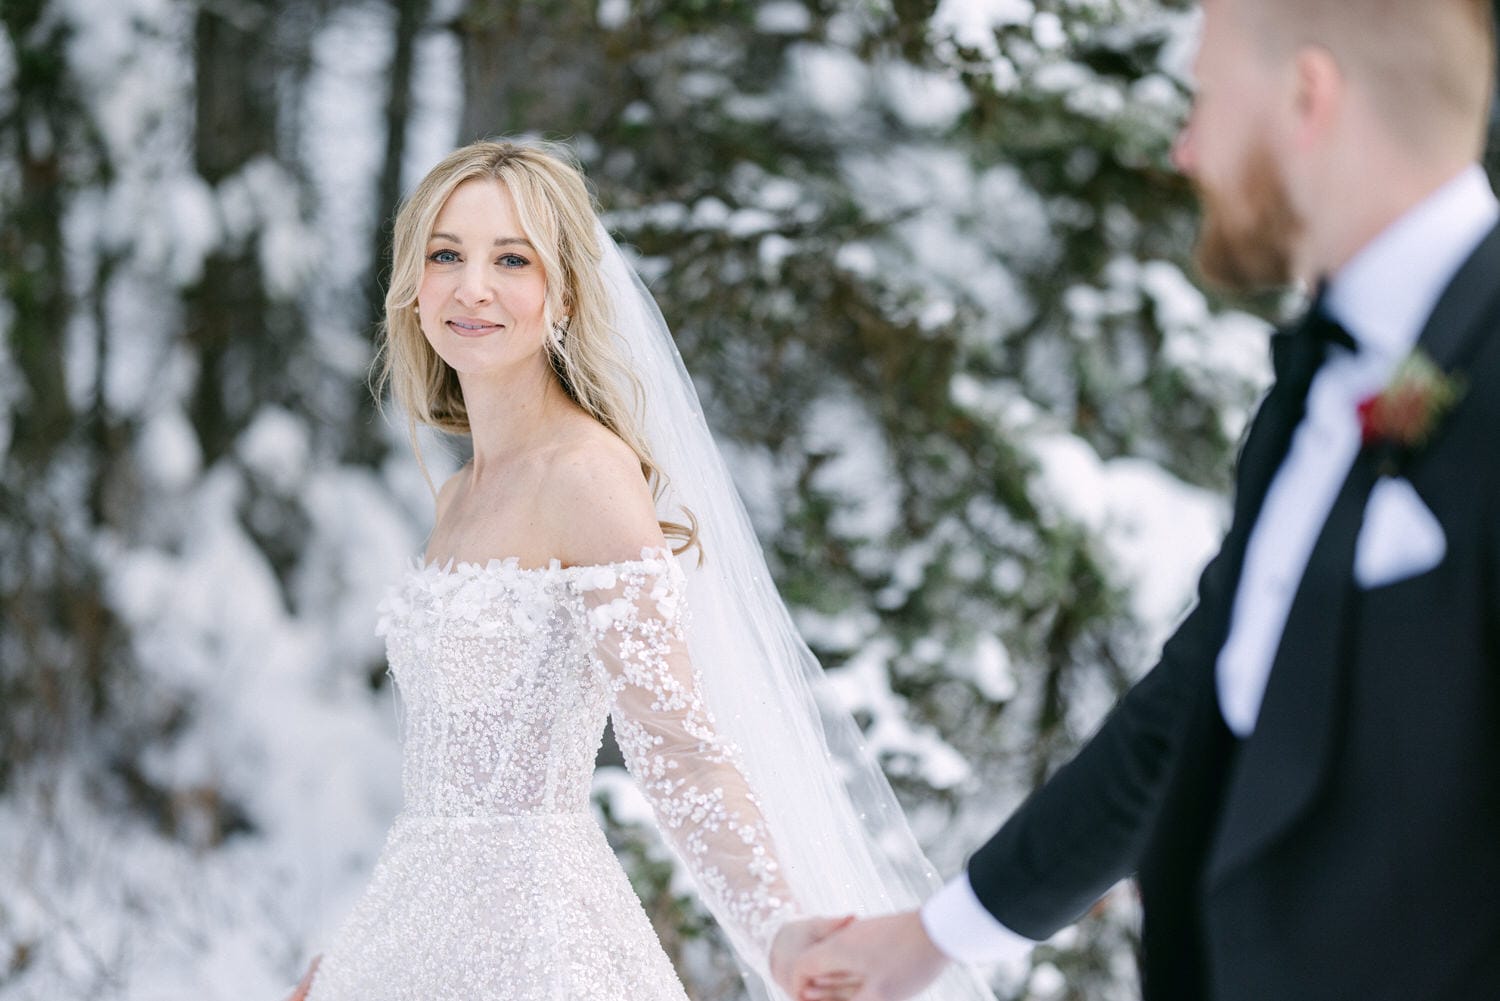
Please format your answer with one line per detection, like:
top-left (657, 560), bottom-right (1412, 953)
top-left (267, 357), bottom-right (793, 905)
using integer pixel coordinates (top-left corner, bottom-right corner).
top-left (575, 551), bottom-right (799, 956)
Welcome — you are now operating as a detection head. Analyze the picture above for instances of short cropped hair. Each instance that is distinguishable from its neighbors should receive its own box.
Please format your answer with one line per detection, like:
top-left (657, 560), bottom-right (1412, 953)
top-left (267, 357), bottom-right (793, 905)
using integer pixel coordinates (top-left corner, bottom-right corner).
top-left (1235, 0), bottom-right (1495, 152)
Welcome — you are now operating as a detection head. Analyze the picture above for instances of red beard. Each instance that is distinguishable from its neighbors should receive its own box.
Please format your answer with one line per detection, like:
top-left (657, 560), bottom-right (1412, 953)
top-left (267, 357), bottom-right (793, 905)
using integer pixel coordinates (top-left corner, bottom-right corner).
top-left (1193, 140), bottom-right (1304, 293)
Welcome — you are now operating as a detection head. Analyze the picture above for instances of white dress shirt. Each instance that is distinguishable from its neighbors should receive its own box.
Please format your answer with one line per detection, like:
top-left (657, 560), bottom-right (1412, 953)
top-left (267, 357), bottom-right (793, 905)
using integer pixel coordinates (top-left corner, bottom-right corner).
top-left (922, 165), bottom-right (1500, 963)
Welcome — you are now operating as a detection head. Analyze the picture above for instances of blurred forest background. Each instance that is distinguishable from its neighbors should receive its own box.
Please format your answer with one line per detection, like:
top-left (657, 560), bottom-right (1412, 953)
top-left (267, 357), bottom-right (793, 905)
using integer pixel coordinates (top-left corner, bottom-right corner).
top-left (3, 1), bottom-right (1498, 998)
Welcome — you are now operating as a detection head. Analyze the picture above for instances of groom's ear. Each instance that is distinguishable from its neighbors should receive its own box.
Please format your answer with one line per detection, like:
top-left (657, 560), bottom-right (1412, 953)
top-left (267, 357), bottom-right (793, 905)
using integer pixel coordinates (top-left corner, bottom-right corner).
top-left (1289, 45), bottom-right (1346, 151)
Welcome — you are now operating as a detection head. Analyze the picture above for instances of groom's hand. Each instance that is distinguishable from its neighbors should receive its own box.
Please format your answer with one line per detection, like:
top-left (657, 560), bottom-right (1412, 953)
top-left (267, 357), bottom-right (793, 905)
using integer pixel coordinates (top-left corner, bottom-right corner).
top-left (770, 915), bottom-right (857, 998)
top-left (791, 910), bottom-right (949, 1001)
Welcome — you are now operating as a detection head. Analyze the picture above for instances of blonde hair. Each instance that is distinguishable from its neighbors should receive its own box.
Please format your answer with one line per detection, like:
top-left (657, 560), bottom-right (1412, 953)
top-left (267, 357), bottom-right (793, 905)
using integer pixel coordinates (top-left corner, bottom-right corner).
top-left (1235, 0), bottom-right (1494, 154)
top-left (374, 139), bottom-right (698, 555)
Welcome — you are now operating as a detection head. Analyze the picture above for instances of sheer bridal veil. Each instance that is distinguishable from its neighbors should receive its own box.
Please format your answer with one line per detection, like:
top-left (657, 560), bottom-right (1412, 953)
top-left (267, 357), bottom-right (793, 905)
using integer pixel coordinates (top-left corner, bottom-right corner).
top-left (595, 223), bottom-right (997, 1001)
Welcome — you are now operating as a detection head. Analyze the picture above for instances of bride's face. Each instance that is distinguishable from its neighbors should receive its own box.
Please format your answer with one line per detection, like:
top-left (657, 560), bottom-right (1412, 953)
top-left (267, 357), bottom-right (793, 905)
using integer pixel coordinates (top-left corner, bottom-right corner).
top-left (417, 178), bottom-right (550, 378)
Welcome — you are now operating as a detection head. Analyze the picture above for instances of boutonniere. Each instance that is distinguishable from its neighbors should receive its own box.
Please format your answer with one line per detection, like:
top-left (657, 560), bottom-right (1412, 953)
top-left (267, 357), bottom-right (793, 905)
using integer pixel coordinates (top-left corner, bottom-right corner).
top-left (1356, 349), bottom-right (1465, 465)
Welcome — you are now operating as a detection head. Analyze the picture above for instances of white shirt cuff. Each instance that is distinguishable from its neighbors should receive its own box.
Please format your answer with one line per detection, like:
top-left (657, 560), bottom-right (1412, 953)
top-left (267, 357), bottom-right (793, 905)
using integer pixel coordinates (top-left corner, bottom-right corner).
top-left (920, 872), bottom-right (1036, 967)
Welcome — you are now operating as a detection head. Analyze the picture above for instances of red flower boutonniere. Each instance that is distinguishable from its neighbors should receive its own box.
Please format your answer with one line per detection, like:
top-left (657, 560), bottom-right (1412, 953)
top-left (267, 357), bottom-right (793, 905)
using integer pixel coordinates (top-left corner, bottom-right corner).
top-left (1356, 349), bottom-right (1465, 458)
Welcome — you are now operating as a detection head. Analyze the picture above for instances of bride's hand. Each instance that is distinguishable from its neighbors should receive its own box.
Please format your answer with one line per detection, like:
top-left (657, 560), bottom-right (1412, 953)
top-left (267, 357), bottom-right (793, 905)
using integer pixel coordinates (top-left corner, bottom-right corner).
top-left (282, 955), bottom-right (321, 1001)
top-left (770, 917), bottom-right (858, 998)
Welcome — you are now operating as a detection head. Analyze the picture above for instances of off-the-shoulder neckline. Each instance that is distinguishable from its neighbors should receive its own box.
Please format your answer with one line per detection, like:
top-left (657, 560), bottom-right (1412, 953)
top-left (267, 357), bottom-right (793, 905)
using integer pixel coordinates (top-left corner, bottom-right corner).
top-left (412, 544), bottom-right (676, 578)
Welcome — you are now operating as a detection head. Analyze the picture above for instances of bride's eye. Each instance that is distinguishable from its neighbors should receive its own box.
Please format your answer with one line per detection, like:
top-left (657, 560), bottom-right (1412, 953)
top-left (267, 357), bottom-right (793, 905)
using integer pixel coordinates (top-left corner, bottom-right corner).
top-left (498, 253), bottom-right (530, 268)
top-left (427, 249), bottom-right (460, 265)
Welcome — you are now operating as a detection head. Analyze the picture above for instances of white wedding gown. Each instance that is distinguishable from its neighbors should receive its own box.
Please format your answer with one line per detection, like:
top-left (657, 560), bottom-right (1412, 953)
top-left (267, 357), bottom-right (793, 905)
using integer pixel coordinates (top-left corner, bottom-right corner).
top-left (305, 547), bottom-right (798, 1000)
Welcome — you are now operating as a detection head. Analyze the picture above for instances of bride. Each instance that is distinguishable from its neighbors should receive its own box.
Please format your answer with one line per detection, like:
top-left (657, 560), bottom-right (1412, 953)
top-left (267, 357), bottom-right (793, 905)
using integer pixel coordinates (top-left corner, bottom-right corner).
top-left (285, 139), bottom-right (995, 1001)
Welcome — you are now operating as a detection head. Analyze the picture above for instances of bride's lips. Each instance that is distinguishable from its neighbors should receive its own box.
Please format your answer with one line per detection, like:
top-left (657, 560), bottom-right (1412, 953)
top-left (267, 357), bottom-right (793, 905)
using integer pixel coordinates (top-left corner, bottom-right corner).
top-left (446, 317), bottom-right (503, 338)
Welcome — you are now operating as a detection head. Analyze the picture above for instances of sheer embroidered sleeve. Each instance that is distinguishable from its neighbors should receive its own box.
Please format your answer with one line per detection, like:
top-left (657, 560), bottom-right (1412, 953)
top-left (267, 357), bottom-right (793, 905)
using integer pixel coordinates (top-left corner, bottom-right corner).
top-left (575, 549), bottom-right (801, 972)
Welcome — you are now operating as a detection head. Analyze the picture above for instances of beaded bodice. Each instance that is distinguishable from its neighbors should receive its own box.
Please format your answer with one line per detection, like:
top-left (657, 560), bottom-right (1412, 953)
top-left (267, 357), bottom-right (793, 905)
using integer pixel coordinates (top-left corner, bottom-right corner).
top-left (378, 558), bottom-right (612, 817)
top-left (372, 547), bottom-right (799, 958)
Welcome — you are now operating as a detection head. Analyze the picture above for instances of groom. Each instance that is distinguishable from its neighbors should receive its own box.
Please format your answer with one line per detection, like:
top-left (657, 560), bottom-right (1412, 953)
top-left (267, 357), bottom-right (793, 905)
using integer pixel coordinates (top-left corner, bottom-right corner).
top-left (771, 1), bottom-right (1500, 999)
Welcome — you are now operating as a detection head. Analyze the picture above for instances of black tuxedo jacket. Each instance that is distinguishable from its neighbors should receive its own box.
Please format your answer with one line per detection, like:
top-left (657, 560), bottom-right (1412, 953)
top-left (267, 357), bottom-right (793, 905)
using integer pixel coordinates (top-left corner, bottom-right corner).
top-left (966, 223), bottom-right (1500, 1001)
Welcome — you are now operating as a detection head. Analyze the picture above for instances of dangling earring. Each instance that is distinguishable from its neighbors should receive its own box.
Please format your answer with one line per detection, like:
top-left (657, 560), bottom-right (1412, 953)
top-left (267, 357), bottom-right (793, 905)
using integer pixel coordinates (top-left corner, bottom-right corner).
top-left (550, 317), bottom-right (570, 353)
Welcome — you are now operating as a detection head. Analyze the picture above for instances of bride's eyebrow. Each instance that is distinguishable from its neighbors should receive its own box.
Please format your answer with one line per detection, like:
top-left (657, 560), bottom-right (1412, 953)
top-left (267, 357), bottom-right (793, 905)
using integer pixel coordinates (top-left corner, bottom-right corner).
top-left (427, 231), bottom-right (535, 249)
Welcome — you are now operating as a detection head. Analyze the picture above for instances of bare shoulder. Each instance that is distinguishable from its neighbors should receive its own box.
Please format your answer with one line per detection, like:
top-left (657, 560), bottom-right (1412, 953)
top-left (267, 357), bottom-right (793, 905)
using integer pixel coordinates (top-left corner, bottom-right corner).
top-left (540, 418), bottom-right (666, 566)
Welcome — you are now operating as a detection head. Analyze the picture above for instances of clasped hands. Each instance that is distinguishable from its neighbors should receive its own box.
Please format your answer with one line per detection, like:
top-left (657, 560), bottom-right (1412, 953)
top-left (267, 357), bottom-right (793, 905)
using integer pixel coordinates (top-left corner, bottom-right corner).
top-left (770, 910), bottom-right (949, 1001)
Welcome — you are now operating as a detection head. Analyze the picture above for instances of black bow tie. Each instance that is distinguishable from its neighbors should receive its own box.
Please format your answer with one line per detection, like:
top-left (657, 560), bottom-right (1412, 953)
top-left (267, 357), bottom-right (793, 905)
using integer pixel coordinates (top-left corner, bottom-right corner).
top-left (1271, 288), bottom-right (1358, 388)
top-left (1303, 302), bottom-right (1357, 353)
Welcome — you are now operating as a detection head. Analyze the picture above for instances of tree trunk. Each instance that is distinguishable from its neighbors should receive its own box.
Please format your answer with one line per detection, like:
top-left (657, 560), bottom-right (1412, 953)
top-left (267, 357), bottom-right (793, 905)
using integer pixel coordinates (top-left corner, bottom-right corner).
top-left (0, 0), bottom-right (120, 784)
top-left (184, 2), bottom-right (285, 465)
top-left (456, 0), bottom-right (630, 142)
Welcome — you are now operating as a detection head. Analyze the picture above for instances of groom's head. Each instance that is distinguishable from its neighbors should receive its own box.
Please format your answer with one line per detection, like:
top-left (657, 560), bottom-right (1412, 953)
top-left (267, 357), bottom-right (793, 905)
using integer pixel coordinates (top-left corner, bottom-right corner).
top-left (1173, 0), bottom-right (1495, 292)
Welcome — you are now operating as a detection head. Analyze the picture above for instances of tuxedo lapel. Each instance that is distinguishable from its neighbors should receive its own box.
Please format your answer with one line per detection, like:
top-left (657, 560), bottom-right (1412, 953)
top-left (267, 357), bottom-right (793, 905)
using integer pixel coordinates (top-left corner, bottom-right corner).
top-left (1205, 453), bottom-right (1377, 888)
top-left (1232, 310), bottom-right (1338, 532)
top-left (1205, 221), bottom-right (1500, 891)
top-left (1409, 221), bottom-right (1500, 376)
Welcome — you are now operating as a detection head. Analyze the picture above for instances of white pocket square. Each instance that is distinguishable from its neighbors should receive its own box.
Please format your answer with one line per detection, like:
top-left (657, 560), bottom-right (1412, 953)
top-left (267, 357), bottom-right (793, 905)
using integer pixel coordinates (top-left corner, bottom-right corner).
top-left (1354, 477), bottom-right (1446, 588)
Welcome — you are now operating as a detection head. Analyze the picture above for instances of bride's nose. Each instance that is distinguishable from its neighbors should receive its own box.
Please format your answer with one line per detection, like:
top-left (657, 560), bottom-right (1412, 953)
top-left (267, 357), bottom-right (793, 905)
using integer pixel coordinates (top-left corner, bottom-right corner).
top-left (454, 263), bottom-right (494, 307)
